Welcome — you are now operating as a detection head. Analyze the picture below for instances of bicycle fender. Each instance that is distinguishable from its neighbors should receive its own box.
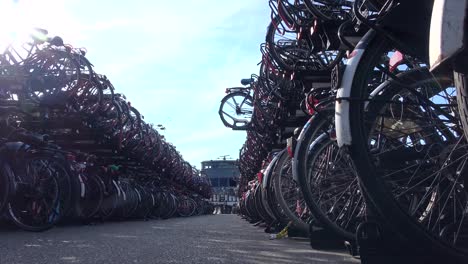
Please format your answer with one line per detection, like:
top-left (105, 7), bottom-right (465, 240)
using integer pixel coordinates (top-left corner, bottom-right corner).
top-left (292, 109), bottom-right (331, 182)
top-left (429, 0), bottom-right (468, 71)
top-left (292, 117), bottom-right (313, 182)
top-left (261, 150), bottom-right (283, 189)
top-left (335, 30), bottom-right (376, 147)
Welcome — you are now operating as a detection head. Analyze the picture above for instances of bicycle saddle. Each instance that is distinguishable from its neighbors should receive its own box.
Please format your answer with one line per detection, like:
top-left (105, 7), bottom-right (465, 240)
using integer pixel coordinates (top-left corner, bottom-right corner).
top-left (49, 36), bottom-right (64, 46)
top-left (240, 78), bottom-right (253, 86)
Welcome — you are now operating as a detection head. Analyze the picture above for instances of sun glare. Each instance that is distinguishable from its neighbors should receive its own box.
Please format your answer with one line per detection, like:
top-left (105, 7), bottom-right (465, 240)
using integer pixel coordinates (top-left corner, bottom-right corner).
top-left (0, 0), bottom-right (65, 51)
top-left (0, 1), bottom-right (43, 52)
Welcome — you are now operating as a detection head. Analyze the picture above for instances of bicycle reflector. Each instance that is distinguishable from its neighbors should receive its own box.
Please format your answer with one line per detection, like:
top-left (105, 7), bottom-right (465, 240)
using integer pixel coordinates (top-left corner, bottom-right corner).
top-left (295, 200), bottom-right (303, 215)
top-left (347, 49), bottom-right (358, 59)
top-left (329, 129), bottom-right (337, 141)
top-left (66, 153), bottom-right (76, 161)
top-left (257, 171), bottom-right (264, 183)
top-left (389, 51), bottom-right (404, 72)
top-left (287, 139), bottom-right (294, 158)
top-left (306, 95), bottom-right (320, 115)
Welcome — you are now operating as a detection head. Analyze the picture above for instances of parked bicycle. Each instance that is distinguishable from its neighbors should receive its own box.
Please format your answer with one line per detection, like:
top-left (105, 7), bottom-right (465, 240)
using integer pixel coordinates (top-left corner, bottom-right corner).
top-left (220, 1), bottom-right (468, 263)
top-left (0, 28), bottom-right (214, 231)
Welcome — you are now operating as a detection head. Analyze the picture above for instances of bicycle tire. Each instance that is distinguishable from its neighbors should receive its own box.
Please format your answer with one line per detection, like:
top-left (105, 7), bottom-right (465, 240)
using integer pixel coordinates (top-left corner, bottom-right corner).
top-left (263, 151), bottom-right (290, 226)
top-left (348, 33), bottom-right (468, 262)
top-left (296, 119), bottom-right (363, 240)
top-left (75, 173), bottom-right (105, 220)
top-left (253, 185), bottom-right (274, 223)
top-left (273, 149), bottom-right (309, 233)
top-left (455, 72), bottom-right (468, 143)
top-left (265, 13), bottom-right (345, 74)
top-left (0, 157), bottom-right (14, 214)
top-left (7, 151), bottom-right (71, 231)
top-left (99, 180), bottom-right (121, 220)
top-left (218, 91), bottom-right (253, 129)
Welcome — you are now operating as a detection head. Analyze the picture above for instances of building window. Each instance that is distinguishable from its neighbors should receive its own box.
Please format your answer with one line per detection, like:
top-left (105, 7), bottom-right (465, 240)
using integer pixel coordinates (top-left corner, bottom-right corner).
top-left (210, 178), bottom-right (220, 187)
top-left (229, 178), bottom-right (237, 187)
top-left (219, 178), bottom-right (228, 187)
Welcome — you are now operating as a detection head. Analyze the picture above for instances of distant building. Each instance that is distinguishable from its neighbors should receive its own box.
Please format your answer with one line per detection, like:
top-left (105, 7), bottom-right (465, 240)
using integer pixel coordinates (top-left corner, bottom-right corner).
top-left (201, 159), bottom-right (239, 206)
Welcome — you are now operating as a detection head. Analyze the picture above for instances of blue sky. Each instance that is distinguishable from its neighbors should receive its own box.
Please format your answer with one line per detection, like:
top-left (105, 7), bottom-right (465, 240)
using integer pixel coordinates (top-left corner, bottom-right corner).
top-left (0, 0), bottom-right (271, 169)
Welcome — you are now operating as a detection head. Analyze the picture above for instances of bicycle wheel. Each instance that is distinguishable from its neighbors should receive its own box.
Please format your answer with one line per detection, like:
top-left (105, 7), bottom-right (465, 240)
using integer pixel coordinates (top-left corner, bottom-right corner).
top-left (26, 49), bottom-right (81, 103)
top-left (99, 180), bottom-right (121, 220)
top-left (8, 152), bottom-right (69, 231)
top-left (253, 183), bottom-right (276, 224)
top-left (274, 149), bottom-right (310, 232)
top-left (177, 196), bottom-right (195, 217)
top-left (75, 173), bottom-right (105, 220)
top-left (455, 72), bottom-right (468, 144)
top-left (149, 191), bottom-right (163, 218)
top-left (0, 158), bottom-right (14, 214)
top-left (265, 13), bottom-right (345, 73)
top-left (70, 79), bottom-right (104, 115)
top-left (120, 181), bottom-right (139, 218)
top-left (245, 189), bottom-right (261, 222)
top-left (132, 186), bottom-right (153, 219)
top-left (295, 112), bottom-right (364, 240)
top-left (348, 31), bottom-right (468, 261)
top-left (161, 193), bottom-right (178, 219)
top-left (263, 151), bottom-right (290, 226)
top-left (218, 91), bottom-right (253, 129)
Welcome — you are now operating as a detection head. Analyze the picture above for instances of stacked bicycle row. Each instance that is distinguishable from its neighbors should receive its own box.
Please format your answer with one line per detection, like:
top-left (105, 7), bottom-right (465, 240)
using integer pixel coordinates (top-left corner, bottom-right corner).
top-left (220, 1), bottom-right (468, 263)
top-left (0, 29), bottom-right (213, 231)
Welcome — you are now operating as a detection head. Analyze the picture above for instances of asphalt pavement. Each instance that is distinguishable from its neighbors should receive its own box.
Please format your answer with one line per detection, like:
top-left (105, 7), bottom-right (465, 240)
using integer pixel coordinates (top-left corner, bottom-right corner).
top-left (0, 215), bottom-right (360, 264)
